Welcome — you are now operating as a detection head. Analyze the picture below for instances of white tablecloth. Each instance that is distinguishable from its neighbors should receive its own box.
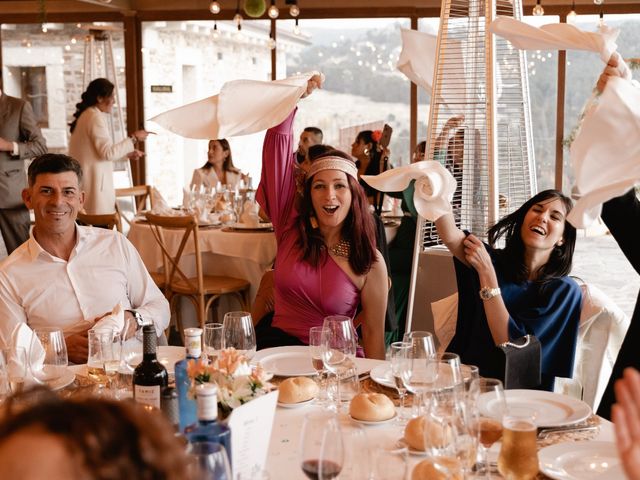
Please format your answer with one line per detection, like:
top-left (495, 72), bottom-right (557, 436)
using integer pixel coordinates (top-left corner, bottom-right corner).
top-left (265, 356), bottom-right (616, 479)
top-left (127, 222), bottom-right (277, 321)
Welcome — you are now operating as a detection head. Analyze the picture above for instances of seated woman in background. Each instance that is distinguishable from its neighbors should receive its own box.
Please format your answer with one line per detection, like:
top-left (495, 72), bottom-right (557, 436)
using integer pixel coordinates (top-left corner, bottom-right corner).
top-left (255, 77), bottom-right (387, 359)
top-left (435, 189), bottom-right (582, 390)
top-left (191, 139), bottom-right (246, 190)
top-left (0, 394), bottom-right (190, 479)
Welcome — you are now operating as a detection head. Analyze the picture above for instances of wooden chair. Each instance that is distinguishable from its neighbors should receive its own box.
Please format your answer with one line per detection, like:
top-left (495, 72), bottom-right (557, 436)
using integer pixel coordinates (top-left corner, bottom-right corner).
top-left (76, 211), bottom-right (122, 232)
top-left (145, 212), bottom-right (250, 334)
top-left (116, 185), bottom-right (154, 229)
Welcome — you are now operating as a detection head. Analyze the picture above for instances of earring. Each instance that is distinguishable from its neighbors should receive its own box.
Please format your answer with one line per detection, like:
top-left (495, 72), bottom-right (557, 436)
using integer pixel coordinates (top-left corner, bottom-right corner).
top-left (310, 216), bottom-right (318, 229)
top-left (363, 147), bottom-right (370, 156)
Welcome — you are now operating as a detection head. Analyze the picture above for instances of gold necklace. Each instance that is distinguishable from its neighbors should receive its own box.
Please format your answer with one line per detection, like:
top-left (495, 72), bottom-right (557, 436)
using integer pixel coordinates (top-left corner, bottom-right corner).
top-left (328, 239), bottom-right (351, 258)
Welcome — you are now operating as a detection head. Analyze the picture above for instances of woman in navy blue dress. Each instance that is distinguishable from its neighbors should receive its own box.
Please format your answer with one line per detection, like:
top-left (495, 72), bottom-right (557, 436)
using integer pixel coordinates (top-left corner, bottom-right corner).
top-left (435, 189), bottom-right (582, 390)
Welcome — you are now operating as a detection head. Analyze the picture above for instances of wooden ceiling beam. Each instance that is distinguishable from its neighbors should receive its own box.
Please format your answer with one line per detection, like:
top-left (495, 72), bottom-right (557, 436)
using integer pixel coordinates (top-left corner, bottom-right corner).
top-left (76, 0), bottom-right (133, 10)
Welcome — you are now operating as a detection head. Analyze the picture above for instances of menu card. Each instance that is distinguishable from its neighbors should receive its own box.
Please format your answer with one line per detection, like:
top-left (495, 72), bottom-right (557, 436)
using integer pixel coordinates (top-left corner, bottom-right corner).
top-left (227, 390), bottom-right (278, 479)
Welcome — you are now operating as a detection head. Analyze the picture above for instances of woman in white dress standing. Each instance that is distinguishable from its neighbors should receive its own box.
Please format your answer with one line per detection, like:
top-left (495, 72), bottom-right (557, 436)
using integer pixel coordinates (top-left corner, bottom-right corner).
top-left (68, 78), bottom-right (148, 214)
top-left (190, 139), bottom-right (246, 190)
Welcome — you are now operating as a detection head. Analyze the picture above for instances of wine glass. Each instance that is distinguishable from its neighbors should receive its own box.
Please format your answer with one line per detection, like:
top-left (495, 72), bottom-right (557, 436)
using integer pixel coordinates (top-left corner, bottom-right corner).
top-left (431, 352), bottom-right (463, 396)
top-left (372, 443), bottom-right (408, 480)
top-left (468, 378), bottom-right (506, 478)
top-left (309, 326), bottom-right (329, 405)
top-left (321, 315), bottom-right (357, 412)
top-left (203, 323), bottom-right (225, 362)
top-left (300, 412), bottom-right (344, 480)
top-left (390, 341), bottom-right (411, 424)
top-left (497, 407), bottom-right (539, 480)
top-left (29, 327), bottom-right (68, 387)
top-left (187, 441), bottom-right (232, 480)
top-left (223, 311), bottom-right (256, 360)
top-left (2, 346), bottom-right (27, 394)
top-left (400, 334), bottom-right (437, 415)
top-left (402, 331), bottom-right (436, 356)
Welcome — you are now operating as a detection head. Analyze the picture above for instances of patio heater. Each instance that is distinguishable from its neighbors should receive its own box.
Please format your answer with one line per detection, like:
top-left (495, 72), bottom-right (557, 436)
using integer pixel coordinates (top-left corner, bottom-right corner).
top-left (406, 0), bottom-right (537, 334)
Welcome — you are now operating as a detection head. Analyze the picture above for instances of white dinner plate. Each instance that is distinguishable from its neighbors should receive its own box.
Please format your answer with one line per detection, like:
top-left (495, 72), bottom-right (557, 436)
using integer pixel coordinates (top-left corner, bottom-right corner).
top-left (539, 441), bottom-right (624, 479)
top-left (253, 346), bottom-right (316, 377)
top-left (370, 362), bottom-right (476, 390)
top-left (230, 222), bottom-right (273, 230)
top-left (479, 390), bottom-right (592, 428)
top-left (48, 369), bottom-right (76, 391)
top-left (396, 438), bottom-right (427, 456)
top-left (277, 398), bottom-right (315, 408)
top-left (349, 413), bottom-right (397, 426)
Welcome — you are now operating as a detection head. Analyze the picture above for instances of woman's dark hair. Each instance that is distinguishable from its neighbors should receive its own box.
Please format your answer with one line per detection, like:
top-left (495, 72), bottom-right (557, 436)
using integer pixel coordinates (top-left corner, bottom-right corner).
top-left (69, 78), bottom-right (114, 134)
top-left (488, 189), bottom-right (576, 284)
top-left (355, 130), bottom-right (383, 197)
top-left (0, 394), bottom-right (190, 479)
top-left (201, 139), bottom-right (239, 174)
top-left (297, 148), bottom-right (377, 276)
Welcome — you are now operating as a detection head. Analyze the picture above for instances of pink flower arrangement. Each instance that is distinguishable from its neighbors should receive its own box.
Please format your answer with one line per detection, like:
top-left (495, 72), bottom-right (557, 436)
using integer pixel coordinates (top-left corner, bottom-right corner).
top-left (187, 347), bottom-right (272, 411)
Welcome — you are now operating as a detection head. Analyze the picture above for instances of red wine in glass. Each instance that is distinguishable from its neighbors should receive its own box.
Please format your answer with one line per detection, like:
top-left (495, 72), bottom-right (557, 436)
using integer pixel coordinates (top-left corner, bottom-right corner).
top-left (301, 459), bottom-right (342, 480)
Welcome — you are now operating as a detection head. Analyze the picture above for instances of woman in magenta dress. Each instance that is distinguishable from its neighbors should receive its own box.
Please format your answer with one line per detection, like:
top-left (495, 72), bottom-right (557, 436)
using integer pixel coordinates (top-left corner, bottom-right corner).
top-left (256, 78), bottom-right (387, 359)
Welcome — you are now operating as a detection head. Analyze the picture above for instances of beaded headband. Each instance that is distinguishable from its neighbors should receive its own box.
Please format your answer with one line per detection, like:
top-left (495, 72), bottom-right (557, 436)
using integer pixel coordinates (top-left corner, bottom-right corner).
top-left (306, 156), bottom-right (358, 181)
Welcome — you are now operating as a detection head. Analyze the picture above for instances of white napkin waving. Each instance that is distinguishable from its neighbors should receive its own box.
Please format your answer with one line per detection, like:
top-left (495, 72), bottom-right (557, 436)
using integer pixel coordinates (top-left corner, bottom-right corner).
top-left (361, 161), bottom-right (457, 221)
top-left (567, 76), bottom-right (640, 228)
top-left (240, 200), bottom-right (260, 227)
top-left (93, 303), bottom-right (125, 335)
top-left (488, 16), bottom-right (620, 64)
top-left (150, 72), bottom-right (320, 140)
top-left (10, 323), bottom-right (45, 386)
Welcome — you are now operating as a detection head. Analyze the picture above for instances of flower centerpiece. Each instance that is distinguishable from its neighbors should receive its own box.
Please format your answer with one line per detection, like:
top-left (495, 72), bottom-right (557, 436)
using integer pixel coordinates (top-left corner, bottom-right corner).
top-left (186, 347), bottom-right (272, 418)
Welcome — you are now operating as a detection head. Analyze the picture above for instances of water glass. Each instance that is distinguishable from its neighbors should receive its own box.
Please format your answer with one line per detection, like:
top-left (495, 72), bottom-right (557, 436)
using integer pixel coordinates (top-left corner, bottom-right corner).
top-left (401, 334), bottom-right (437, 415)
top-left (498, 407), bottom-right (539, 480)
top-left (309, 326), bottom-right (329, 405)
top-left (300, 411), bottom-right (344, 480)
top-left (321, 315), bottom-right (357, 412)
top-left (327, 364), bottom-right (359, 404)
top-left (340, 423), bottom-right (371, 480)
top-left (2, 346), bottom-right (27, 395)
top-left (88, 329), bottom-right (121, 386)
top-left (223, 311), bottom-right (256, 359)
top-left (29, 327), bottom-right (68, 386)
top-left (203, 323), bottom-right (225, 362)
top-left (390, 341), bottom-right (411, 423)
top-left (187, 442), bottom-right (232, 480)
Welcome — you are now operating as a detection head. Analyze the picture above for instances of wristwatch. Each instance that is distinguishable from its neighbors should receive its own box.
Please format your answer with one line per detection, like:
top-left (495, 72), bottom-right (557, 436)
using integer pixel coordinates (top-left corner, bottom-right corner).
top-left (127, 310), bottom-right (148, 328)
top-left (479, 286), bottom-right (501, 301)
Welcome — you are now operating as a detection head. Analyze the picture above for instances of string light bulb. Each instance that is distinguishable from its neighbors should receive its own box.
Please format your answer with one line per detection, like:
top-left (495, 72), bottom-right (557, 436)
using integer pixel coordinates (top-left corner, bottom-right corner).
top-left (567, 1), bottom-right (577, 21)
top-left (209, 1), bottom-right (221, 14)
top-left (532, 0), bottom-right (544, 16)
top-left (293, 18), bottom-right (300, 35)
top-left (267, 0), bottom-right (279, 18)
top-left (289, 1), bottom-right (300, 17)
top-left (234, 0), bottom-right (242, 30)
top-left (593, 0), bottom-right (604, 5)
top-left (213, 21), bottom-right (220, 39)
top-left (599, 10), bottom-right (605, 27)
top-left (268, 32), bottom-right (276, 50)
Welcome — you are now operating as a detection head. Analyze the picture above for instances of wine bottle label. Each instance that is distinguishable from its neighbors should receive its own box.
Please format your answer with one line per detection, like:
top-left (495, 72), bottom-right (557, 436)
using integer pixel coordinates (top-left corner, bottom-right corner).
top-left (134, 385), bottom-right (161, 409)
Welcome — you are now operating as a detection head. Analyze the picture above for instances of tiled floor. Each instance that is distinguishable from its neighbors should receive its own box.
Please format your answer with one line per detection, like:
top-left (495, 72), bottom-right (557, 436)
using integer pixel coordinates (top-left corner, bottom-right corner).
top-left (572, 233), bottom-right (639, 318)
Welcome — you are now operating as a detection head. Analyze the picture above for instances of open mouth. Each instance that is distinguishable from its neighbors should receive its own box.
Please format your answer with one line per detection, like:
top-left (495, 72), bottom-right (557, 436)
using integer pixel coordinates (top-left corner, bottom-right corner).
top-left (322, 205), bottom-right (339, 214)
top-left (530, 225), bottom-right (546, 236)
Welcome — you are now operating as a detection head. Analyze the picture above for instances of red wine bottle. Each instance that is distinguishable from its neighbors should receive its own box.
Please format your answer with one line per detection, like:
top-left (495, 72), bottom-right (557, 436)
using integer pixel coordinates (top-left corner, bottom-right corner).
top-left (133, 325), bottom-right (168, 409)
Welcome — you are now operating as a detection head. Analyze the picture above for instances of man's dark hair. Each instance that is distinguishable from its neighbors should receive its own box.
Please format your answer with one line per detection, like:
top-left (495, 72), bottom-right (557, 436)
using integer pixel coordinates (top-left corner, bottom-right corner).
top-left (28, 153), bottom-right (83, 186)
top-left (303, 126), bottom-right (323, 141)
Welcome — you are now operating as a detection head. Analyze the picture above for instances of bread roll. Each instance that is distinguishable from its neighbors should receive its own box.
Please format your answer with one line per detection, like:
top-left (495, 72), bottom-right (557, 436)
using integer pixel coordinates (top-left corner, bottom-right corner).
top-left (349, 393), bottom-right (395, 421)
top-left (411, 458), bottom-right (463, 480)
top-left (404, 416), bottom-right (449, 452)
top-left (278, 377), bottom-right (319, 404)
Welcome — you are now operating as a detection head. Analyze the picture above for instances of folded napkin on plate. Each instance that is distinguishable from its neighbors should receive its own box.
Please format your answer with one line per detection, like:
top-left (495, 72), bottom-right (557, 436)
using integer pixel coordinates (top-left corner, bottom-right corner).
top-left (361, 161), bottom-right (457, 221)
top-left (567, 76), bottom-right (640, 228)
top-left (10, 323), bottom-right (45, 386)
top-left (151, 187), bottom-right (170, 211)
top-left (182, 187), bottom-right (192, 210)
top-left (240, 200), bottom-right (260, 227)
top-left (93, 303), bottom-right (125, 334)
top-left (488, 16), bottom-right (620, 64)
top-left (396, 28), bottom-right (466, 112)
top-left (150, 72), bottom-right (320, 139)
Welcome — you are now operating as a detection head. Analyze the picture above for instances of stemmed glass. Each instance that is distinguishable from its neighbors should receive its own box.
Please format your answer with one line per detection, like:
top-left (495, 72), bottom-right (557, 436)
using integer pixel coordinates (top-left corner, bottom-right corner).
top-left (29, 327), bottom-right (68, 387)
top-left (468, 378), bottom-right (506, 478)
top-left (300, 412), bottom-right (344, 480)
top-left (321, 315), bottom-right (357, 412)
top-left (390, 341), bottom-right (411, 424)
top-left (223, 311), bottom-right (256, 360)
top-left (309, 326), bottom-right (329, 405)
top-left (187, 442), bottom-right (232, 480)
top-left (204, 323), bottom-right (225, 362)
top-left (400, 333), bottom-right (437, 415)
top-left (2, 346), bottom-right (27, 394)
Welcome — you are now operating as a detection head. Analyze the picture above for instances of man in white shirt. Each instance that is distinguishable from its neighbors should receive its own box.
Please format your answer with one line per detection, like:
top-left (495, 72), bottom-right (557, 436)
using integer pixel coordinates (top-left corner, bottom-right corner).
top-left (0, 153), bottom-right (169, 363)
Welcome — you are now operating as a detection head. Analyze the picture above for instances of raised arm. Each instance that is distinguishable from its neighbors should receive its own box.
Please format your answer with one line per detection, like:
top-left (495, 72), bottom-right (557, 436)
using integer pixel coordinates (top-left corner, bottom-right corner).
top-left (434, 212), bottom-right (467, 264)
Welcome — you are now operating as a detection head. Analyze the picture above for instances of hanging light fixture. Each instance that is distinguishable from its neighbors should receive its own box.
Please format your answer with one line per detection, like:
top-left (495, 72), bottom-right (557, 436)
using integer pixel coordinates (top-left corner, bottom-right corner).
top-left (593, 0), bottom-right (604, 5)
top-left (244, 0), bottom-right (266, 17)
top-left (567, 0), bottom-right (577, 21)
top-left (598, 9), bottom-right (605, 27)
top-left (267, 0), bottom-right (279, 19)
top-left (289, 0), bottom-right (300, 17)
top-left (268, 31), bottom-right (276, 49)
top-left (209, 1), bottom-right (221, 14)
top-left (293, 17), bottom-right (300, 35)
top-left (213, 21), bottom-right (220, 38)
top-left (234, 0), bottom-right (243, 30)
top-left (532, 0), bottom-right (544, 16)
